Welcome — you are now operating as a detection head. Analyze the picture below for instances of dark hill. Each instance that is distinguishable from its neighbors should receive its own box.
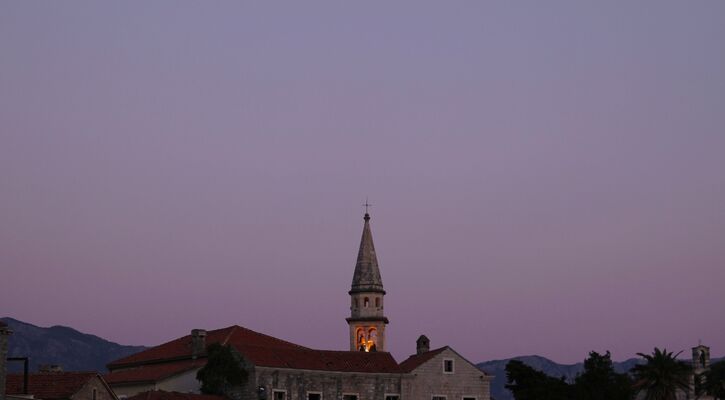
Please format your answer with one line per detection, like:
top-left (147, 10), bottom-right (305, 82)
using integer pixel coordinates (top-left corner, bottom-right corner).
top-left (1, 317), bottom-right (146, 373)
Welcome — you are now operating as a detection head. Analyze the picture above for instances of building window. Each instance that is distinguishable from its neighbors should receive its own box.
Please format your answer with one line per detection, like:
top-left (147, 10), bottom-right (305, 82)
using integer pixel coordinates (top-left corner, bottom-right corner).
top-left (343, 394), bottom-right (358, 400)
top-left (432, 396), bottom-right (447, 400)
top-left (385, 394), bottom-right (400, 400)
top-left (375, 297), bottom-right (380, 307)
top-left (462, 397), bottom-right (477, 400)
top-left (273, 390), bottom-right (286, 400)
top-left (92, 389), bottom-right (97, 400)
top-left (307, 392), bottom-right (322, 400)
top-left (443, 358), bottom-right (454, 374)
top-left (354, 298), bottom-right (358, 309)
top-left (364, 297), bottom-right (369, 307)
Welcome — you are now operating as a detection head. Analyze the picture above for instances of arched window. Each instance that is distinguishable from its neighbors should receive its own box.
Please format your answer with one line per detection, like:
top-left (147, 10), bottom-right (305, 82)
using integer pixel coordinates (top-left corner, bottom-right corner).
top-left (353, 298), bottom-right (358, 309)
top-left (375, 297), bottom-right (380, 308)
top-left (368, 328), bottom-right (378, 351)
top-left (364, 297), bottom-right (369, 307)
top-left (357, 328), bottom-right (366, 351)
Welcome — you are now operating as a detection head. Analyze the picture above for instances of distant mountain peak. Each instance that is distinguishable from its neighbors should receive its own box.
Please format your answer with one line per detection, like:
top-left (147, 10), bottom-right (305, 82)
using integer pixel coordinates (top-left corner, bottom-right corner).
top-left (1, 317), bottom-right (146, 373)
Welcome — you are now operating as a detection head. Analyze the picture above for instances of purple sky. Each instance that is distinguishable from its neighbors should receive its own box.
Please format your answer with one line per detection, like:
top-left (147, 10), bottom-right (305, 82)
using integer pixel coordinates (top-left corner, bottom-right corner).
top-left (1, 1), bottom-right (724, 364)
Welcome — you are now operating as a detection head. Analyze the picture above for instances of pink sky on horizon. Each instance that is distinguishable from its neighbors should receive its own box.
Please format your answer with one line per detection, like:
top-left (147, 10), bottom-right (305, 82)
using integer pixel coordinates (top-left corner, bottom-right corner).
top-left (1, 1), bottom-right (724, 364)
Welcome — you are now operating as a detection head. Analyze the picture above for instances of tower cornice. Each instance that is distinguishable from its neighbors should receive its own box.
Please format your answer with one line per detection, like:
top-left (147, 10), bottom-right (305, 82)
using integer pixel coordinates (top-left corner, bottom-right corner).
top-left (346, 316), bottom-right (390, 324)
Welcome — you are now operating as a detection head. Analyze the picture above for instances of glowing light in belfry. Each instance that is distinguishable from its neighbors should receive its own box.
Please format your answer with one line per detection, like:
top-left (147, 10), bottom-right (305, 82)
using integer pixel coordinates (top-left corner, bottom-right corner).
top-left (357, 327), bottom-right (377, 352)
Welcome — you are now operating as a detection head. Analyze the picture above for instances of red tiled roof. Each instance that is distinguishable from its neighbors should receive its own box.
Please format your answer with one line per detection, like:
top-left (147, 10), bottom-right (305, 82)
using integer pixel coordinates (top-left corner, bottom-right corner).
top-left (108, 326), bottom-right (307, 368)
top-left (108, 324), bottom-right (400, 375)
top-left (127, 391), bottom-right (225, 400)
top-left (104, 359), bottom-right (206, 385)
top-left (398, 347), bottom-right (448, 372)
top-left (6, 372), bottom-right (99, 400)
top-left (239, 346), bottom-right (400, 373)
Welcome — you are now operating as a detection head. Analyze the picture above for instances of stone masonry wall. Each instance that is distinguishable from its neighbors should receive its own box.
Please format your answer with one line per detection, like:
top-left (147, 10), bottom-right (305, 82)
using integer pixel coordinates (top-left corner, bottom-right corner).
top-left (157, 369), bottom-right (202, 394)
top-left (0, 326), bottom-right (11, 400)
top-left (407, 348), bottom-right (491, 400)
top-left (70, 376), bottom-right (117, 400)
top-left (252, 367), bottom-right (403, 400)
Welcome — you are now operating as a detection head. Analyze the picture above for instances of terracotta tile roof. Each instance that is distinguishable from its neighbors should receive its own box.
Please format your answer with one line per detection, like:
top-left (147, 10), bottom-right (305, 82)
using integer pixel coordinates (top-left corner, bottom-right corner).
top-left (108, 326), bottom-right (307, 368)
top-left (107, 324), bottom-right (401, 380)
top-left (239, 346), bottom-right (401, 373)
top-left (127, 391), bottom-right (226, 400)
top-left (5, 372), bottom-right (99, 400)
top-left (398, 347), bottom-right (448, 372)
top-left (104, 359), bottom-right (206, 385)
top-left (105, 325), bottom-right (399, 376)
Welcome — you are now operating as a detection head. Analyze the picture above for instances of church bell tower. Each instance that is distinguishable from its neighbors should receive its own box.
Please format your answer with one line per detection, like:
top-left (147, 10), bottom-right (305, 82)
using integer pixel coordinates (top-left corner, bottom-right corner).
top-left (346, 212), bottom-right (388, 352)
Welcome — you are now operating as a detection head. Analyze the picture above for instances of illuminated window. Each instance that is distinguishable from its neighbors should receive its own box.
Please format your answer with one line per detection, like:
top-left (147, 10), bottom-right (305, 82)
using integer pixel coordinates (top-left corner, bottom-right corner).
top-left (443, 358), bottom-right (454, 374)
top-left (368, 328), bottom-right (378, 351)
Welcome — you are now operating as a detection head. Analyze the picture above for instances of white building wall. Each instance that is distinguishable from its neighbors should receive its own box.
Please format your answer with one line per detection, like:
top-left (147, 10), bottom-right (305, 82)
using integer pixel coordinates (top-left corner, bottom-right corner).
top-left (407, 348), bottom-right (491, 400)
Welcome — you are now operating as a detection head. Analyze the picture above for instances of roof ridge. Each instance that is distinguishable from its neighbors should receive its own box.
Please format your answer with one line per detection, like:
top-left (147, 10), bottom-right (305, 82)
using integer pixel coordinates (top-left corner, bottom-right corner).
top-left (228, 324), bottom-right (311, 349)
top-left (9, 371), bottom-right (98, 376)
top-left (312, 349), bottom-right (394, 355)
top-left (222, 326), bottom-right (237, 345)
top-left (398, 346), bottom-right (450, 372)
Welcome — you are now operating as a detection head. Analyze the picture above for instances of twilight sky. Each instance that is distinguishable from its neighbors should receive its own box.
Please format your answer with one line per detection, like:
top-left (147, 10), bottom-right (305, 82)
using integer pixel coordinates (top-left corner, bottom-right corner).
top-left (1, 1), bottom-right (724, 364)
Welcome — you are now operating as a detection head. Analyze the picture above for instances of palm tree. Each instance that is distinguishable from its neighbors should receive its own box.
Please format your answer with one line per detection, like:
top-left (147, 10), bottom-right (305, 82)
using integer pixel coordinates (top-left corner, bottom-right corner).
top-left (632, 347), bottom-right (692, 400)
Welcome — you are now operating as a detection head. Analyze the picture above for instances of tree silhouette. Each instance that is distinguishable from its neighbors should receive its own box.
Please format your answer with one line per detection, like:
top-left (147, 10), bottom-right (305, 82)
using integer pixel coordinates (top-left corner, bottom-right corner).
top-left (631, 348), bottom-right (692, 400)
top-left (505, 359), bottom-right (571, 400)
top-left (573, 351), bottom-right (632, 400)
top-left (196, 343), bottom-right (247, 395)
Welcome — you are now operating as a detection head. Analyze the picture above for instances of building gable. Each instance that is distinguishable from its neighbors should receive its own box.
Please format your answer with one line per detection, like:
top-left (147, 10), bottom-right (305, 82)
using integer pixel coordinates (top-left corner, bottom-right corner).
top-left (402, 347), bottom-right (492, 400)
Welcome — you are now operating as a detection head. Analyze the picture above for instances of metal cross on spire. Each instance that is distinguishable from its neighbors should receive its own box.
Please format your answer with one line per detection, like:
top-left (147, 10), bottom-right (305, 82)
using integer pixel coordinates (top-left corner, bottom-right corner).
top-left (363, 198), bottom-right (372, 214)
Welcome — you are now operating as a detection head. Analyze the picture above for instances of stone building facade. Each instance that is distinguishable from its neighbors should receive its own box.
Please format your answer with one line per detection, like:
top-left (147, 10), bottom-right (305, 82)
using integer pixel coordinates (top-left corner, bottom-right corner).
top-left (0, 321), bottom-right (11, 400)
top-left (252, 366), bottom-right (405, 400)
top-left (106, 212), bottom-right (492, 400)
top-left (689, 344), bottom-right (713, 400)
top-left (399, 344), bottom-right (491, 400)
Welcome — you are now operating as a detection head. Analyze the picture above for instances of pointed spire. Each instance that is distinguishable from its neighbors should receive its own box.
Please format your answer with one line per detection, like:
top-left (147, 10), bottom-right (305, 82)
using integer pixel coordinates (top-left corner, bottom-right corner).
top-left (350, 212), bottom-right (385, 294)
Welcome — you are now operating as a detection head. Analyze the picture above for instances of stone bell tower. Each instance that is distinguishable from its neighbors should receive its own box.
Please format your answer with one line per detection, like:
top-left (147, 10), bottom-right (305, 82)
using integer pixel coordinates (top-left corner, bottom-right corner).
top-left (692, 343), bottom-right (710, 373)
top-left (346, 212), bottom-right (388, 352)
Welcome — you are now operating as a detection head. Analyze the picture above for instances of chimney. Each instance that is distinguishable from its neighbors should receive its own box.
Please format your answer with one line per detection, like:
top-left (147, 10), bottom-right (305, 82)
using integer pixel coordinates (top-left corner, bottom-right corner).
top-left (0, 322), bottom-right (12, 400)
top-left (191, 329), bottom-right (207, 358)
top-left (416, 335), bottom-right (430, 355)
top-left (39, 365), bottom-right (63, 373)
